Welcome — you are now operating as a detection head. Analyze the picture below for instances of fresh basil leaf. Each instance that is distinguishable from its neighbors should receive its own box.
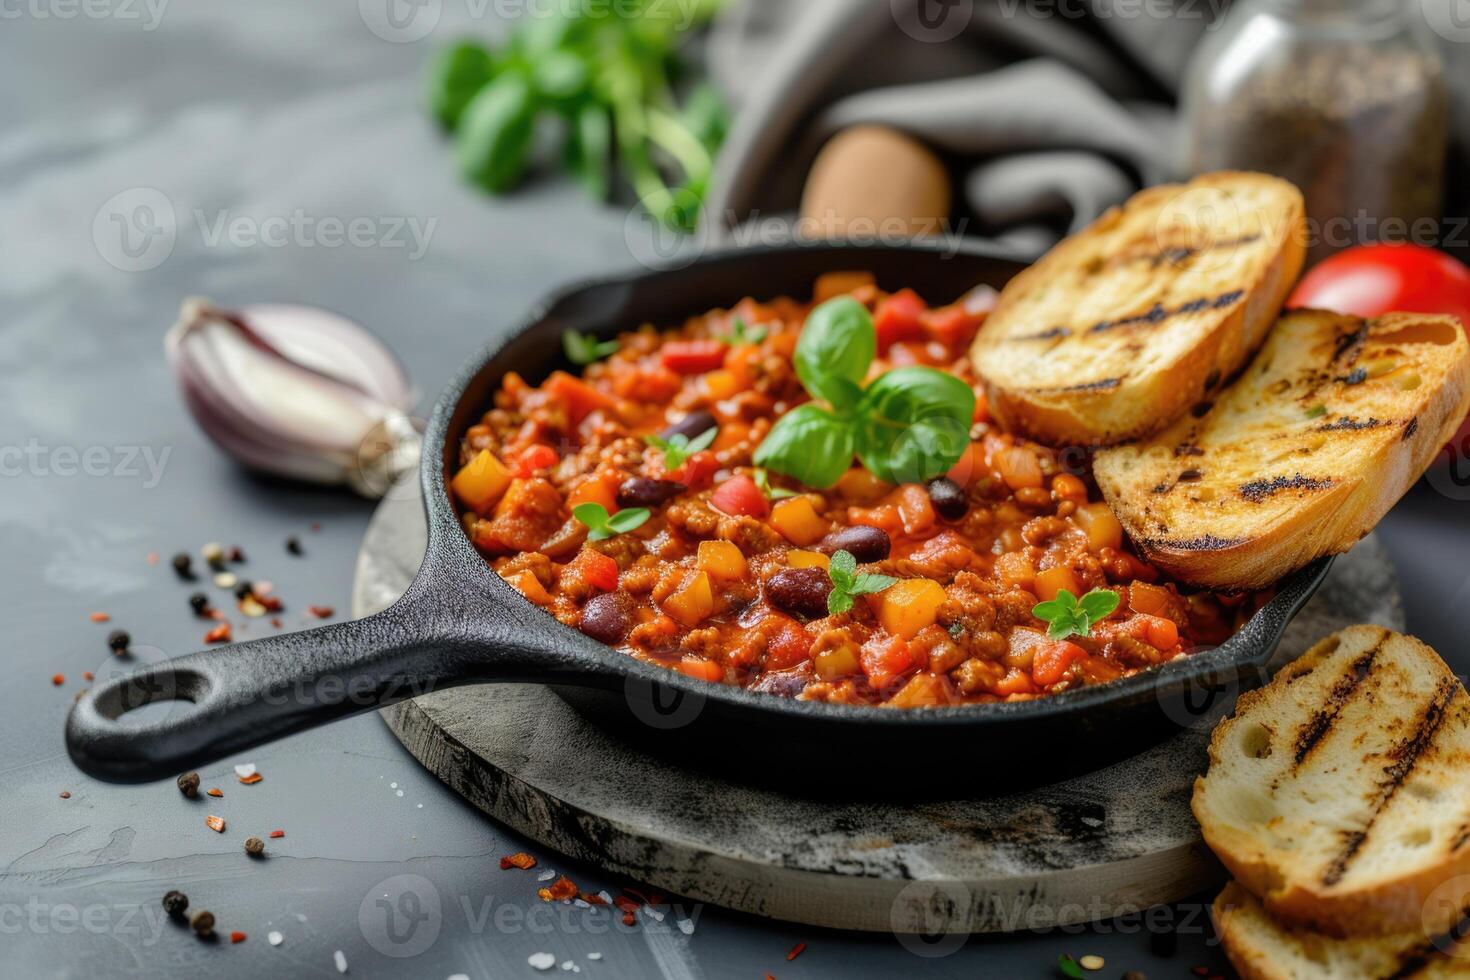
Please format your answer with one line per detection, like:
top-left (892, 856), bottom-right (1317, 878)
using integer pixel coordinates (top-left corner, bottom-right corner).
top-left (425, 40), bottom-right (497, 130)
top-left (565, 103), bottom-right (612, 202)
top-left (856, 367), bottom-right (974, 484)
top-left (1032, 598), bottom-right (1071, 623)
top-left (607, 508), bottom-right (651, 534)
top-left (1047, 616), bottom-right (1080, 640)
top-left (794, 297), bottom-right (875, 411)
top-left (850, 573), bottom-right (898, 596)
top-left (573, 502), bottom-right (612, 540)
top-left (563, 329), bottom-right (618, 366)
top-left (753, 405), bottom-right (856, 490)
top-left (827, 590), bottom-right (855, 616)
top-left (685, 427), bottom-right (717, 454)
top-left (457, 72), bottom-right (539, 194)
top-left (1077, 588), bottom-right (1121, 622)
top-left (1058, 955), bottom-right (1085, 980)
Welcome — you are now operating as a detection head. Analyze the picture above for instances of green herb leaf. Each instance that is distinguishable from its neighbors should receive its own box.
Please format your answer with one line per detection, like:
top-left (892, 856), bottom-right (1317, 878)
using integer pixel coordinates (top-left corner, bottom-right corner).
top-left (1305, 404), bottom-right (1328, 419)
top-left (456, 72), bottom-right (538, 194)
top-left (573, 503), bottom-right (650, 542)
top-left (1057, 954), bottom-right (1085, 980)
top-left (794, 297), bottom-right (876, 412)
top-left (1032, 588), bottom-right (1121, 640)
top-left (753, 405), bottom-right (856, 490)
top-left (563, 329), bottom-right (620, 366)
top-left (424, 40), bottom-right (497, 130)
top-left (720, 316), bottom-right (768, 347)
top-left (753, 469), bottom-right (799, 501)
top-left (856, 367), bottom-right (975, 484)
top-left (647, 427), bottom-right (716, 471)
top-left (825, 550), bottom-right (897, 616)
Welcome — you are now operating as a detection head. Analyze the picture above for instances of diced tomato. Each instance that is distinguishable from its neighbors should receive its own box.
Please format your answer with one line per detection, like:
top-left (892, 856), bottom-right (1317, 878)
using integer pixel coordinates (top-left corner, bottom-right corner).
top-left (1032, 640), bottom-right (1086, 687)
top-left (568, 548), bottom-right (619, 593)
top-left (873, 289), bottom-right (927, 350)
top-left (710, 474), bottom-right (769, 518)
top-left (765, 620), bottom-right (814, 670)
top-left (860, 633), bottom-right (917, 691)
top-left (514, 443), bottom-right (559, 478)
top-left (546, 371), bottom-right (614, 424)
top-left (1135, 614), bottom-right (1180, 650)
top-left (895, 484), bottom-right (936, 535)
top-left (921, 305), bottom-right (984, 348)
top-left (661, 340), bottom-right (728, 375)
top-left (847, 504), bottom-right (902, 537)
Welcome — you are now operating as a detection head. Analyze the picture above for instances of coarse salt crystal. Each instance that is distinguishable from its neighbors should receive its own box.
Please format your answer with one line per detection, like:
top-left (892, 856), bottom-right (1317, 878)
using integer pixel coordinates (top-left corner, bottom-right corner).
top-left (333, 950), bottom-right (348, 973)
top-left (596, 891), bottom-right (612, 905)
top-left (677, 919), bottom-right (694, 935)
top-left (234, 763), bottom-right (257, 779)
top-left (587, 952), bottom-right (602, 961)
top-left (644, 907), bottom-right (665, 922)
top-left (527, 952), bottom-right (556, 971)
top-left (574, 899), bottom-right (590, 909)
top-left (537, 869), bottom-right (556, 882)
top-left (560, 962), bottom-right (574, 971)
top-left (267, 931), bottom-right (283, 946)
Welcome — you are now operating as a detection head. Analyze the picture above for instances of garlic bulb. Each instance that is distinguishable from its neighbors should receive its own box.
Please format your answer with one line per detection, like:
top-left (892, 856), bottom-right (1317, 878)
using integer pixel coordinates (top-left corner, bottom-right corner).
top-left (166, 298), bottom-right (421, 498)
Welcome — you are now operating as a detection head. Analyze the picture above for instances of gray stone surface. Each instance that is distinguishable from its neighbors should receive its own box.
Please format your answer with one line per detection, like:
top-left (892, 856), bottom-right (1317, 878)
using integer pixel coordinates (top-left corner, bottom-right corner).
top-left (0, 3), bottom-right (1463, 978)
top-left (356, 485), bottom-right (1402, 934)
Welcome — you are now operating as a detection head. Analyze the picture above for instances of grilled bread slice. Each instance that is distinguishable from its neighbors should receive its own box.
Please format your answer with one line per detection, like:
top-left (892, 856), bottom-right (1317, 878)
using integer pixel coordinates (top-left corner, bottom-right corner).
top-left (1094, 310), bottom-right (1470, 590)
top-left (970, 171), bottom-right (1306, 446)
top-left (1213, 882), bottom-right (1470, 979)
top-left (1194, 627), bottom-right (1470, 939)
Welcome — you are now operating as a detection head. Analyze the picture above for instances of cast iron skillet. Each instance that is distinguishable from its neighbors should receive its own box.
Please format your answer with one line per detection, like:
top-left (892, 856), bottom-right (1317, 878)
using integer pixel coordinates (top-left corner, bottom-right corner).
top-left (66, 241), bottom-right (1330, 790)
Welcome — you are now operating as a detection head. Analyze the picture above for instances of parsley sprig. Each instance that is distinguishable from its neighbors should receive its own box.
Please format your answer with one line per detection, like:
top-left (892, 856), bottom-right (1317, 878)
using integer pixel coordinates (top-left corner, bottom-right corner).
top-left (753, 297), bottom-right (975, 488)
top-left (826, 550), bottom-right (897, 615)
top-left (573, 503), bottom-right (649, 542)
top-left (563, 329), bottom-right (619, 366)
top-left (1032, 588), bottom-right (1121, 640)
top-left (646, 427), bottom-right (716, 470)
top-left (719, 316), bottom-right (767, 346)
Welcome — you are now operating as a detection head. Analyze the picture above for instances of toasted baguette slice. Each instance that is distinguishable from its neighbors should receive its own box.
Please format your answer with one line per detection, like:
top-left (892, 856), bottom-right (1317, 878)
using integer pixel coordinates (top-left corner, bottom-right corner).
top-left (1213, 882), bottom-right (1470, 980)
top-left (1194, 627), bottom-right (1470, 938)
top-left (1094, 310), bottom-right (1470, 589)
top-left (970, 171), bottom-right (1306, 446)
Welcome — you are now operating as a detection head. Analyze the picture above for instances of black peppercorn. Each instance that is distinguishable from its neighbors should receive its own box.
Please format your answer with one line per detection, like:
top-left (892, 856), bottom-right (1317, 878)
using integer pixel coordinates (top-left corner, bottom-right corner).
top-left (177, 771), bottom-right (200, 798)
top-left (234, 582), bottom-right (254, 601)
top-left (162, 890), bottom-right (189, 917)
top-left (227, 545), bottom-right (245, 562)
top-left (106, 630), bottom-right (130, 655)
top-left (285, 536), bottom-right (302, 556)
top-left (189, 910), bottom-right (215, 938)
top-left (171, 552), bottom-right (193, 578)
top-left (244, 836), bottom-right (265, 856)
top-left (189, 592), bottom-right (209, 615)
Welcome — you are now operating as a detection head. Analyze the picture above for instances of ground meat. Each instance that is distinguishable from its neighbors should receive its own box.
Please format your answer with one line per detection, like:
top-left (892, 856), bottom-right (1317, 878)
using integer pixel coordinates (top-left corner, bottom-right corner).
top-left (680, 627), bottom-right (723, 658)
top-left (590, 532), bottom-right (646, 569)
top-left (620, 555), bottom-right (663, 594)
top-left (717, 515), bottom-right (785, 555)
top-left (665, 498), bottom-right (720, 537)
top-left (992, 590), bottom-right (1040, 634)
top-left (627, 615), bottom-right (678, 651)
top-left (890, 530), bottom-right (980, 582)
top-left (494, 551), bottom-right (553, 589)
top-left (952, 657), bottom-right (1005, 694)
top-left (1021, 516), bottom-right (1069, 545)
top-left (910, 627), bottom-right (966, 674)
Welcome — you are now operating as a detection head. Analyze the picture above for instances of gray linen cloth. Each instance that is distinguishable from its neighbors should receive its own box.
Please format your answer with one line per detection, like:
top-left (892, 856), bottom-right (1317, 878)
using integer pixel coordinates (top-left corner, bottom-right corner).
top-left (704, 0), bottom-right (1469, 258)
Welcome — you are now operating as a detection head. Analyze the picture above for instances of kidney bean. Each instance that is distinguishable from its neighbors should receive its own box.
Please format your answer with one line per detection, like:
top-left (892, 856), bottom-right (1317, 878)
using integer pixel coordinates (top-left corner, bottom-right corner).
top-left (765, 568), bottom-right (832, 619)
top-left (660, 409), bottom-right (718, 442)
top-left (616, 477), bottom-right (686, 509)
top-left (579, 593), bottom-right (631, 645)
top-left (926, 477), bottom-right (968, 521)
top-left (816, 525), bottom-right (891, 563)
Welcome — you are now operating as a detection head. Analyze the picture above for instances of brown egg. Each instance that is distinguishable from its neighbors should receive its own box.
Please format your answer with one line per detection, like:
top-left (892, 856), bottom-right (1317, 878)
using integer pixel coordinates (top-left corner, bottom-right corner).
top-left (800, 125), bottom-right (952, 240)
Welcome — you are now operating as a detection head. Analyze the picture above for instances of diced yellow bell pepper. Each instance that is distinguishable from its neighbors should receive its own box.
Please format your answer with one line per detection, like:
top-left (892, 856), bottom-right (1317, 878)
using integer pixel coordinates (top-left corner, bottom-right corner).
top-left (703, 369), bottom-right (743, 401)
top-left (786, 550), bottom-right (830, 570)
top-left (501, 569), bottom-right (551, 606)
top-left (1034, 566), bottom-right (1080, 602)
top-left (878, 579), bottom-right (947, 640)
top-left (813, 643), bottom-right (861, 679)
top-left (697, 540), bottom-right (747, 580)
top-left (452, 450), bottom-right (513, 514)
top-left (662, 570), bottom-right (714, 627)
top-left (769, 496), bottom-right (829, 546)
top-left (567, 470), bottom-right (620, 513)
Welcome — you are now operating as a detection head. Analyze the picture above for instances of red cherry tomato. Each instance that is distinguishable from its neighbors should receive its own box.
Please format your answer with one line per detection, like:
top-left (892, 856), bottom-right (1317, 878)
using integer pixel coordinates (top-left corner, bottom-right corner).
top-left (873, 289), bottom-right (928, 351)
top-left (1289, 244), bottom-right (1470, 454)
top-left (660, 340), bottom-right (728, 375)
top-left (709, 474), bottom-right (769, 518)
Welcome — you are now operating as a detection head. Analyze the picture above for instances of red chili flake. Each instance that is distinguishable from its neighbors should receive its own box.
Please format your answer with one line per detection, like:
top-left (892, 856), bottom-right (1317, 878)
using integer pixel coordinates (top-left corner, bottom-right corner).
top-left (59, 791), bottom-right (71, 799)
top-left (308, 606), bottom-right (335, 619)
top-left (578, 892), bottom-right (606, 906)
top-left (787, 942), bottom-right (807, 962)
top-left (621, 910), bottom-right (637, 927)
top-left (51, 674), bottom-right (65, 686)
top-left (230, 931), bottom-right (247, 944)
top-left (258, 595), bottom-right (284, 612)
top-left (499, 852), bottom-right (537, 870)
top-left (270, 618), bottom-right (283, 628)
top-left (207, 788), bottom-right (224, 798)
top-left (204, 623), bottom-right (232, 644)
top-left (238, 772), bottom-right (263, 785)
top-left (89, 612), bottom-right (111, 623)
top-left (205, 815), bottom-right (226, 833)
top-left (537, 876), bottom-right (578, 902)
top-left (83, 671), bottom-right (94, 681)
top-left (147, 551), bottom-right (160, 565)
top-left (269, 829), bottom-right (285, 839)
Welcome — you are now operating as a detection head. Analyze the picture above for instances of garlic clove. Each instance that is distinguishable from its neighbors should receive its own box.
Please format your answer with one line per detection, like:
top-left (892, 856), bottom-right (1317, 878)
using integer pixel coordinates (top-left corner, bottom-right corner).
top-left (166, 299), bottom-right (422, 498)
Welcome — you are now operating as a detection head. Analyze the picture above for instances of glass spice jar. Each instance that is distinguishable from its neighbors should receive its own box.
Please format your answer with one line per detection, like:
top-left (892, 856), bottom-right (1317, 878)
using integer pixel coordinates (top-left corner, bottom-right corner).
top-left (1181, 0), bottom-right (1448, 263)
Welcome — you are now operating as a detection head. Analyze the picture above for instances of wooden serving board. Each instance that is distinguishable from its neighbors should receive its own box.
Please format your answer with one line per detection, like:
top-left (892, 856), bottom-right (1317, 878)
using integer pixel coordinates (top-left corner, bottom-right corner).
top-left (353, 485), bottom-right (1403, 934)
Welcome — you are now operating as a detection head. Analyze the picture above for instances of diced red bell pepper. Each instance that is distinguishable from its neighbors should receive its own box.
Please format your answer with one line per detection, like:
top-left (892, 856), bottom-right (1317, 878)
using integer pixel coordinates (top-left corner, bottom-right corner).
top-left (765, 619), bottom-right (813, 670)
top-left (663, 450), bottom-right (720, 490)
top-left (568, 547), bottom-right (619, 593)
top-left (514, 443), bottom-right (559, 478)
top-left (660, 340), bottom-right (728, 375)
top-left (710, 474), bottom-right (769, 518)
top-left (860, 634), bottom-right (916, 692)
top-left (921, 304), bottom-right (984, 348)
top-left (873, 289), bottom-right (928, 350)
top-left (1031, 640), bottom-right (1087, 687)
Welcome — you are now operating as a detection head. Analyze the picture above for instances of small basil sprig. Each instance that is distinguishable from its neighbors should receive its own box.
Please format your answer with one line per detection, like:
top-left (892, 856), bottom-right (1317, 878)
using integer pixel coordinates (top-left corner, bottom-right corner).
top-left (647, 427), bottom-right (716, 470)
top-left (1032, 588), bottom-right (1121, 640)
top-left (720, 316), bottom-right (767, 346)
top-left (754, 297), bottom-right (975, 488)
top-left (573, 503), bottom-right (649, 542)
top-left (563, 329), bottom-right (619, 366)
top-left (826, 550), bottom-right (897, 615)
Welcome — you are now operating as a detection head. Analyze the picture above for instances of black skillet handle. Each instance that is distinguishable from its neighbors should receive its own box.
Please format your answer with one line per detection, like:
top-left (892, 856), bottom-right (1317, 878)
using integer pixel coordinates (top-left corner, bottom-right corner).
top-left (64, 576), bottom-right (609, 783)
